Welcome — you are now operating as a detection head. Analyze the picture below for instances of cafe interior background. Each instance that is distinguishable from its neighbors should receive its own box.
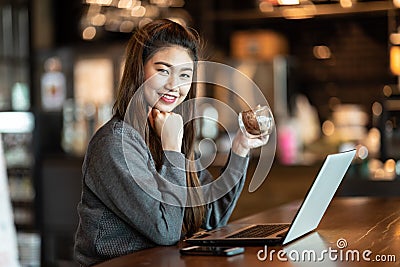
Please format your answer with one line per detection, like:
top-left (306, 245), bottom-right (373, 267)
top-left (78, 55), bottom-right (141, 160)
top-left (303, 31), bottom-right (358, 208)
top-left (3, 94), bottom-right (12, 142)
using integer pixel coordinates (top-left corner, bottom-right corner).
top-left (0, 0), bottom-right (400, 266)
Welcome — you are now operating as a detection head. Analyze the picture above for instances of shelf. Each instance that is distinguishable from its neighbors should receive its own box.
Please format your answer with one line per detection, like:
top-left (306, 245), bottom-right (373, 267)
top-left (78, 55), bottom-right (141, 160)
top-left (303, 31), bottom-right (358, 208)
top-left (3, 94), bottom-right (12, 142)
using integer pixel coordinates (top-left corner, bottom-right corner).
top-left (205, 0), bottom-right (397, 21)
top-left (338, 178), bottom-right (400, 196)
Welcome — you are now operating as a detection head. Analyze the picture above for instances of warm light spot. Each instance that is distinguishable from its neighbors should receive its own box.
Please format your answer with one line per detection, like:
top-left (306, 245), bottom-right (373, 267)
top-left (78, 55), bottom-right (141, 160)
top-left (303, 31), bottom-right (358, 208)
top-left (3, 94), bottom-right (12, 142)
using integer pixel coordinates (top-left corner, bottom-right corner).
top-left (383, 85), bottom-right (392, 97)
top-left (131, 5), bottom-right (146, 17)
top-left (281, 1), bottom-right (316, 19)
top-left (322, 120), bottom-right (335, 136)
top-left (385, 159), bottom-right (396, 173)
top-left (278, 0), bottom-right (300, 5)
top-left (259, 1), bottom-right (274, 12)
top-left (82, 26), bottom-right (97, 40)
top-left (91, 14), bottom-right (106, 26)
top-left (372, 101), bottom-right (382, 117)
top-left (340, 0), bottom-right (353, 8)
top-left (365, 127), bottom-right (380, 156)
top-left (394, 0), bottom-right (400, 9)
top-left (118, 0), bottom-right (134, 9)
top-left (390, 46), bottom-right (400, 75)
top-left (313, 45), bottom-right (331, 59)
top-left (390, 32), bottom-right (400, 45)
top-left (96, 0), bottom-right (113, 5)
top-left (383, 159), bottom-right (396, 180)
top-left (368, 127), bottom-right (381, 141)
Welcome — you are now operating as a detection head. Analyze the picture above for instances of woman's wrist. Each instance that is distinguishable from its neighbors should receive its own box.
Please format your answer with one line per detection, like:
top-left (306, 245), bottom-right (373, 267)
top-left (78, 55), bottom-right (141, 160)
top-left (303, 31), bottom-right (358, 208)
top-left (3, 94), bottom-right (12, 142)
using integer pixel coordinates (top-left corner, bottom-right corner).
top-left (231, 129), bottom-right (270, 157)
top-left (163, 144), bottom-right (182, 152)
top-left (231, 138), bottom-right (250, 157)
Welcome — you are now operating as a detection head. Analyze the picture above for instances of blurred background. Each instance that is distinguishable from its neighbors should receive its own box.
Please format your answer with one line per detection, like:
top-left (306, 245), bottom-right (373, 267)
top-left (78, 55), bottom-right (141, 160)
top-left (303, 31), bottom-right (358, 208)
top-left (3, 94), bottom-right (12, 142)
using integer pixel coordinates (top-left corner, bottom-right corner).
top-left (1, 0), bottom-right (400, 266)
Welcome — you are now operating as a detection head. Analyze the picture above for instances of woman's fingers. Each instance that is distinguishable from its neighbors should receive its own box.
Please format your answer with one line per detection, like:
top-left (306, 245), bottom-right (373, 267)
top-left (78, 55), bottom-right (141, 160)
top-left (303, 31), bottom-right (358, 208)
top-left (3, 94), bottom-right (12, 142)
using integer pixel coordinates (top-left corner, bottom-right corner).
top-left (148, 107), bottom-right (164, 131)
top-left (147, 108), bottom-right (183, 151)
top-left (248, 135), bottom-right (269, 148)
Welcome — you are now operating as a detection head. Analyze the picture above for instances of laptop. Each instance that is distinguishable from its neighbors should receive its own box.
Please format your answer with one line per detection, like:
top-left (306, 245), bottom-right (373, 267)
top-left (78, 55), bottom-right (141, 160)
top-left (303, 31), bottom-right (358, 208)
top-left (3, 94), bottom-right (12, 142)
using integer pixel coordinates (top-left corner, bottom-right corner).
top-left (185, 149), bottom-right (356, 246)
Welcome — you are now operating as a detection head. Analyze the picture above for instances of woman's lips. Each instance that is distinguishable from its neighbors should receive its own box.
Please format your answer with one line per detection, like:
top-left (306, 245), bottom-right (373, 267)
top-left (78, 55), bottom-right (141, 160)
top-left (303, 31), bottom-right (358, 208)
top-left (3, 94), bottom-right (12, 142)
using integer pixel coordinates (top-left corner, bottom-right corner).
top-left (159, 93), bottom-right (178, 104)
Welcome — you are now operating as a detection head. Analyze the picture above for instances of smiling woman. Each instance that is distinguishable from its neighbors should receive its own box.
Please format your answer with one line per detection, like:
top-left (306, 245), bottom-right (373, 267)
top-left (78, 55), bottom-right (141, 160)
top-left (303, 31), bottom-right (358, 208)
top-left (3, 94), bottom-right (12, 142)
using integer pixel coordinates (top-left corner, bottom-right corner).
top-left (73, 19), bottom-right (270, 267)
top-left (143, 46), bottom-right (194, 112)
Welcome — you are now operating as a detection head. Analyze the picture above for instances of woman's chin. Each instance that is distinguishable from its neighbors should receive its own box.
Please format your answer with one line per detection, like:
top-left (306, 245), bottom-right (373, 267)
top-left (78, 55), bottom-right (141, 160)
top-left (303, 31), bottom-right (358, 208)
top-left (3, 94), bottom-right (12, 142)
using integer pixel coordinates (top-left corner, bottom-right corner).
top-left (155, 104), bottom-right (176, 113)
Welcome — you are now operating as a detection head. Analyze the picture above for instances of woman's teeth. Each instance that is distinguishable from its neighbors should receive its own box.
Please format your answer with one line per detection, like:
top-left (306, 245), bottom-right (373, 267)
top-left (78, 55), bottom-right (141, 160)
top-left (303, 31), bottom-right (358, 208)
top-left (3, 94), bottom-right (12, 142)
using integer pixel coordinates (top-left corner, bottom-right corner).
top-left (163, 94), bottom-right (175, 100)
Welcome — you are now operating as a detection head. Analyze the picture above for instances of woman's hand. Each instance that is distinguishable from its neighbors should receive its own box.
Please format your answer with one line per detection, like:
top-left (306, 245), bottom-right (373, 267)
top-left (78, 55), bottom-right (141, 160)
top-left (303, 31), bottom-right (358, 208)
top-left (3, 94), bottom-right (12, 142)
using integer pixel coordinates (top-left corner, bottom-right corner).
top-left (148, 108), bottom-right (183, 152)
top-left (231, 130), bottom-right (269, 157)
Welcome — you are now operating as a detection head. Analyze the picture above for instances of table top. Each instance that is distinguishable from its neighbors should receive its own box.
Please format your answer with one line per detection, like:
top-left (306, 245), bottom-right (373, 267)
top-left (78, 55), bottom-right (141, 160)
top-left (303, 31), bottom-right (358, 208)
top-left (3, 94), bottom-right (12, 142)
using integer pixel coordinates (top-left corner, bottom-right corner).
top-left (95, 197), bottom-right (400, 267)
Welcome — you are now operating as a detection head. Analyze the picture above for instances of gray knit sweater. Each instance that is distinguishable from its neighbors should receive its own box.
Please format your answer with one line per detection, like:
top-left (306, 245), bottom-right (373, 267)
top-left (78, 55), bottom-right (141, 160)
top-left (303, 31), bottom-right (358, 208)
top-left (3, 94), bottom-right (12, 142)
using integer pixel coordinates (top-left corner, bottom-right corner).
top-left (74, 116), bottom-right (249, 266)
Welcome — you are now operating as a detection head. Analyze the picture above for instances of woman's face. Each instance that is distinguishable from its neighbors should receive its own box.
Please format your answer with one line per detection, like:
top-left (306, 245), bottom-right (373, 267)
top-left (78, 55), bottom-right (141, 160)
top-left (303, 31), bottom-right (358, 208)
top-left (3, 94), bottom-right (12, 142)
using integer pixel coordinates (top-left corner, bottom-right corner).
top-left (143, 45), bottom-right (194, 112)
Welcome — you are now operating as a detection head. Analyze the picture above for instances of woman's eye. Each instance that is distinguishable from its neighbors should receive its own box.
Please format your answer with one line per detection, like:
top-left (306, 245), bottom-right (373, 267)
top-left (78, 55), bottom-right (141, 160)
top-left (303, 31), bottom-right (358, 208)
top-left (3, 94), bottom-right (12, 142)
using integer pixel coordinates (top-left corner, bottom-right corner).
top-left (158, 69), bottom-right (169, 75)
top-left (180, 73), bottom-right (192, 79)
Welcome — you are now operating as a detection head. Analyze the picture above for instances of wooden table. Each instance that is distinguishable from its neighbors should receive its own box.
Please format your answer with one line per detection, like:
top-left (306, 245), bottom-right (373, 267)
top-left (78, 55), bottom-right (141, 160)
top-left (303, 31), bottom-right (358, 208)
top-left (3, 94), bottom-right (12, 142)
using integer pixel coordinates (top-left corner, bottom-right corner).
top-left (95, 197), bottom-right (400, 266)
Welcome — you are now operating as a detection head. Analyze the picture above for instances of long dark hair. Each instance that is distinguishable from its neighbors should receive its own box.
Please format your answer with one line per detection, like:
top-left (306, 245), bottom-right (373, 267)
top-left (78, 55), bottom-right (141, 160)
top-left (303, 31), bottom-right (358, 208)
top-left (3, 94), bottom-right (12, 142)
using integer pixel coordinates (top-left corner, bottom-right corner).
top-left (113, 19), bottom-right (204, 235)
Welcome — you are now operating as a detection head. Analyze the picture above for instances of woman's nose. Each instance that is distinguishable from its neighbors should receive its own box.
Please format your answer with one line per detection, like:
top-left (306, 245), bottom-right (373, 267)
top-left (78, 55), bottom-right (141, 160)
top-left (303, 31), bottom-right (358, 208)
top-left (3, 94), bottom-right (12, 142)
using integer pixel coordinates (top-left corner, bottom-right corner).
top-left (165, 74), bottom-right (179, 90)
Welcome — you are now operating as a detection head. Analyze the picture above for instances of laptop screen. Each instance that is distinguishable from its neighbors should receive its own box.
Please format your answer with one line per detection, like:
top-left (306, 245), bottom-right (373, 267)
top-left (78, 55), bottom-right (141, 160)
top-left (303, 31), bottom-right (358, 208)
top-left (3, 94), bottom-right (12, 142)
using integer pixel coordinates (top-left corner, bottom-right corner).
top-left (283, 149), bottom-right (356, 245)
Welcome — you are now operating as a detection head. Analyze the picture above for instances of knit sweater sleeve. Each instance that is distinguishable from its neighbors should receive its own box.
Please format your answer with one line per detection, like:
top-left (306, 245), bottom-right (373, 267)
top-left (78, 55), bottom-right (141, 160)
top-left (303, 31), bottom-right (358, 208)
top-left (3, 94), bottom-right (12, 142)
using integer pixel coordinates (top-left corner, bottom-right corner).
top-left (200, 152), bottom-right (250, 230)
top-left (83, 125), bottom-right (186, 246)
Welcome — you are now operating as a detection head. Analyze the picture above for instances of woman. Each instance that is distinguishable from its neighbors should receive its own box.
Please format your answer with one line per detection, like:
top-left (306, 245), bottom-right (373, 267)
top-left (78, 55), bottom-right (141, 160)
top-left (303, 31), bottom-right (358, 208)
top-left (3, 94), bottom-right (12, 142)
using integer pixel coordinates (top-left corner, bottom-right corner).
top-left (74, 19), bottom-right (269, 266)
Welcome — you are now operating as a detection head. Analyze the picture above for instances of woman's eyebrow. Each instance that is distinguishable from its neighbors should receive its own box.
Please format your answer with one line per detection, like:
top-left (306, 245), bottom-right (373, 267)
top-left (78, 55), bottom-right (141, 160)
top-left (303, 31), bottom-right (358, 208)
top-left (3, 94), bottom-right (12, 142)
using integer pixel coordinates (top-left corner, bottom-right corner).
top-left (154, 61), bottom-right (193, 72)
top-left (154, 61), bottom-right (172, 67)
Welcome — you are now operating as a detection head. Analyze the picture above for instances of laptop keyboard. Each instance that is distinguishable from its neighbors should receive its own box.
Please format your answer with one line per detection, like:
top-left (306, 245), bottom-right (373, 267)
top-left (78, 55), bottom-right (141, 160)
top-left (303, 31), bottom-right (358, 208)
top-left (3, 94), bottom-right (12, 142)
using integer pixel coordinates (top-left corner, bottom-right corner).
top-left (226, 224), bottom-right (288, 239)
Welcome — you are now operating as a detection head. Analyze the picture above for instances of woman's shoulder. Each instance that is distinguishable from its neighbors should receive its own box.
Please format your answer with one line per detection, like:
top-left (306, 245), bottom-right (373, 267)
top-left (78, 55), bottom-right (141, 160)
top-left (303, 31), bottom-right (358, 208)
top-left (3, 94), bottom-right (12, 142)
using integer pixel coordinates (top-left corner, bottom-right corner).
top-left (82, 116), bottom-right (153, 174)
top-left (88, 116), bottom-right (147, 151)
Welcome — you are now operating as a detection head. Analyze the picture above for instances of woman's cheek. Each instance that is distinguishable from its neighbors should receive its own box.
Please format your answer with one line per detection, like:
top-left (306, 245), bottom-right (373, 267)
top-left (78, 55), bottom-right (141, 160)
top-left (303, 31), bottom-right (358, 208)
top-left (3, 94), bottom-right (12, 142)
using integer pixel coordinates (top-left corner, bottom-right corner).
top-left (148, 77), bottom-right (165, 90)
top-left (181, 84), bottom-right (191, 97)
